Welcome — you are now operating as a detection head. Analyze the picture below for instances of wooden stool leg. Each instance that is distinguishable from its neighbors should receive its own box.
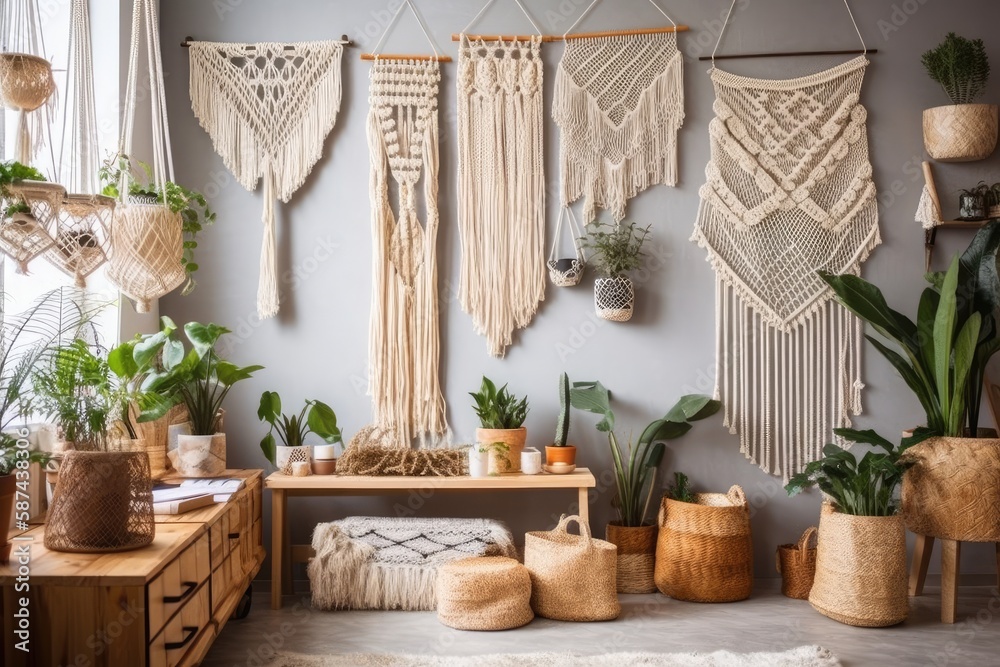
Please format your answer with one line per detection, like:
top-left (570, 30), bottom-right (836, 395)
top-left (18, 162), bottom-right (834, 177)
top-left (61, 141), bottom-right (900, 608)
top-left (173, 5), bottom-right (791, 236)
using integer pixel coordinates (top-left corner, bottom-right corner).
top-left (941, 539), bottom-right (961, 624)
top-left (995, 543), bottom-right (1000, 590)
top-left (909, 534), bottom-right (935, 596)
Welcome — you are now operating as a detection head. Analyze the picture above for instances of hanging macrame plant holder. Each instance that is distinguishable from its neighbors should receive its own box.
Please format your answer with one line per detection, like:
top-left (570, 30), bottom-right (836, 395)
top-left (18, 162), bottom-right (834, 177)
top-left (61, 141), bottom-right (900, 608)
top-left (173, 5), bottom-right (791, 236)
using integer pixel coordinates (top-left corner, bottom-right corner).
top-left (548, 206), bottom-right (586, 287)
top-left (107, 0), bottom-right (184, 311)
top-left (595, 276), bottom-right (635, 322)
top-left (0, 180), bottom-right (55, 273)
top-left (46, 194), bottom-right (114, 288)
top-left (0, 52), bottom-right (53, 110)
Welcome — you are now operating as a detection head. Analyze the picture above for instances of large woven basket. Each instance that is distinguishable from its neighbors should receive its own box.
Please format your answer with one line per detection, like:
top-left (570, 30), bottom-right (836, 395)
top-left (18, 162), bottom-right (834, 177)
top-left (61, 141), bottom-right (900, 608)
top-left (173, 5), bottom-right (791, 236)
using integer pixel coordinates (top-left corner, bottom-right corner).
top-left (108, 201), bottom-right (185, 313)
top-left (776, 526), bottom-right (818, 600)
top-left (436, 557), bottom-right (534, 631)
top-left (901, 435), bottom-right (1000, 542)
top-left (606, 522), bottom-right (657, 594)
top-left (0, 52), bottom-right (56, 111)
top-left (809, 503), bottom-right (908, 627)
top-left (524, 515), bottom-right (620, 621)
top-left (44, 451), bottom-right (155, 553)
top-left (923, 104), bottom-right (998, 162)
top-left (654, 485), bottom-right (753, 602)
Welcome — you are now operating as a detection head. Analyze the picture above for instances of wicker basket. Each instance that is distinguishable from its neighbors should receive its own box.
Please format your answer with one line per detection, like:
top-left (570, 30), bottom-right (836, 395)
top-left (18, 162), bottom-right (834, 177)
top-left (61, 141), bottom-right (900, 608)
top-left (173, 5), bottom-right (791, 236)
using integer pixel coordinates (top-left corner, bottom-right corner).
top-left (654, 485), bottom-right (753, 602)
top-left (595, 277), bottom-right (635, 322)
top-left (436, 557), bottom-right (534, 630)
top-left (107, 436), bottom-right (167, 482)
top-left (923, 104), bottom-right (999, 162)
top-left (606, 523), bottom-right (657, 594)
top-left (0, 52), bottom-right (56, 111)
top-left (44, 451), bottom-right (155, 553)
top-left (809, 503), bottom-right (908, 627)
top-left (776, 526), bottom-right (818, 600)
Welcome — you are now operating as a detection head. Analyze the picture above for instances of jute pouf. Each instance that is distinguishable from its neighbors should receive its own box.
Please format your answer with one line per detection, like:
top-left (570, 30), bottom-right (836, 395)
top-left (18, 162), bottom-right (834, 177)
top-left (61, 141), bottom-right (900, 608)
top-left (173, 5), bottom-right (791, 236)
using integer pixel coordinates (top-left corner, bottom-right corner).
top-left (436, 557), bottom-right (533, 631)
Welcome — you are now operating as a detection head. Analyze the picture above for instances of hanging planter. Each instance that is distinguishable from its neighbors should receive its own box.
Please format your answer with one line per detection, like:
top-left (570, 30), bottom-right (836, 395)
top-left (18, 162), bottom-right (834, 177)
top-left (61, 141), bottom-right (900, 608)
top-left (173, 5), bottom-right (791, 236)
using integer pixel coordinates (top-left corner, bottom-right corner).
top-left (0, 209), bottom-right (54, 273)
top-left (107, 198), bottom-right (185, 312)
top-left (582, 221), bottom-right (650, 323)
top-left (0, 52), bottom-right (55, 111)
top-left (0, 176), bottom-right (59, 273)
top-left (547, 207), bottom-right (586, 287)
top-left (44, 194), bottom-right (114, 288)
top-left (595, 276), bottom-right (635, 322)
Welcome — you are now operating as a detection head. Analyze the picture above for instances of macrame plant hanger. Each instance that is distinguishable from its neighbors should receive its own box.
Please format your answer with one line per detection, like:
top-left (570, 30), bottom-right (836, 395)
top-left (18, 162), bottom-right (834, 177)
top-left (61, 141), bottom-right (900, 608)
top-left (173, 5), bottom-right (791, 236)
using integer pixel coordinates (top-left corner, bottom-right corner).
top-left (548, 205), bottom-right (586, 287)
top-left (691, 0), bottom-right (879, 481)
top-left (188, 36), bottom-right (346, 320)
top-left (107, 0), bottom-right (185, 312)
top-left (364, 0), bottom-right (449, 445)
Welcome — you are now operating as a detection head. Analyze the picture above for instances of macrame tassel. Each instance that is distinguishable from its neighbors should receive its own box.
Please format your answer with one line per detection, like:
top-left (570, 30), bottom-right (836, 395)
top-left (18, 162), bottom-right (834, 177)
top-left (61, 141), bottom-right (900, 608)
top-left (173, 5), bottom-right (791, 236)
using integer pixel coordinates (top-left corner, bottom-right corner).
top-left (257, 172), bottom-right (280, 319)
top-left (915, 185), bottom-right (942, 230)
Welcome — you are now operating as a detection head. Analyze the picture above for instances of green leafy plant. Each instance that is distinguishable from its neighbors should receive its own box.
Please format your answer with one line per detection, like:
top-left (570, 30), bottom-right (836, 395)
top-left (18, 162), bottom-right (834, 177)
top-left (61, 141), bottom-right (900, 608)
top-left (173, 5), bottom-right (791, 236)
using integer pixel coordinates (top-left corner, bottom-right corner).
top-left (785, 429), bottom-right (932, 516)
top-left (0, 160), bottom-right (47, 218)
top-left (470, 376), bottom-right (528, 430)
top-left (100, 153), bottom-right (216, 293)
top-left (553, 372), bottom-right (571, 447)
top-left (666, 471), bottom-right (695, 503)
top-left (960, 181), bottom-right (992, 199)
top-left (580, 221), bottom-right (651, 278)
top-left (257, 392), bottom-right (343, 466)
top-left (571, 382), bottom-right (721, 527)
top-left (922, 33), bottom-right (990, 105)
top-left (822, 221), bottom-right (1000, 437)
top-left (0, 434), bottom-right (49, 477)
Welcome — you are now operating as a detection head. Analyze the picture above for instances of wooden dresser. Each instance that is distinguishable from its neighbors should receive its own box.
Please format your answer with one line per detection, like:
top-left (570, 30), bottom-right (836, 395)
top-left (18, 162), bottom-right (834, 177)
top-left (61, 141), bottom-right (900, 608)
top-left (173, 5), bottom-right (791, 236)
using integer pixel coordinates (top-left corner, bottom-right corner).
top-left (0, 469), bottom-right (263, 667)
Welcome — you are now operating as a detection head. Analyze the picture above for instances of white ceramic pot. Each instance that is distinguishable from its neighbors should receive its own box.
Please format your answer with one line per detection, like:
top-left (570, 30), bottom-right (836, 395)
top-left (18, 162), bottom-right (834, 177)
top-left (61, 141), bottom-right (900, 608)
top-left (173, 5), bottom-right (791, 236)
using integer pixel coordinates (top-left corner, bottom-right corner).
top-left (275, 445), bottom-right (311, 475)
top-left (175, 433), bottom-right (226, 477)
top-left (468, 448), bottom-right (491, 478)
top-left (167, 421), bottom-right (192, 454)
top-left (521, 447), bottom-right (542, 475)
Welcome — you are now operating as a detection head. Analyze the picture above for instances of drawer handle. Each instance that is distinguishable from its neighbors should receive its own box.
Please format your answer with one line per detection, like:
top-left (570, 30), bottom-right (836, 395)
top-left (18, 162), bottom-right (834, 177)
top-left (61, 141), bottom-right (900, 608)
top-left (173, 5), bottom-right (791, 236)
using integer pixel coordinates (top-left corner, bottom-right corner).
top-left (164, 581), bottom-right (198, 604)
top-left (228, 532), bottom-right (240, 540)
top-left (165, 626), bottom-right (199, 651)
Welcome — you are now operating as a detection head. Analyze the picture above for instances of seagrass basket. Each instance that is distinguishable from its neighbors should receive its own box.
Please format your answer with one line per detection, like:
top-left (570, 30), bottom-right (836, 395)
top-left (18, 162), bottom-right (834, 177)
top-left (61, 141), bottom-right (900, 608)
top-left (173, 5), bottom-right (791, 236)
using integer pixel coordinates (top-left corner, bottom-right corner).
top-left (923, 104), bottom-right (998, 162)
top-left (0, 52), bottom-right (56, 111)
top-left (606, 522), bottom-right (658, 593)
top-left (776, 526), bottom-right (817, 600)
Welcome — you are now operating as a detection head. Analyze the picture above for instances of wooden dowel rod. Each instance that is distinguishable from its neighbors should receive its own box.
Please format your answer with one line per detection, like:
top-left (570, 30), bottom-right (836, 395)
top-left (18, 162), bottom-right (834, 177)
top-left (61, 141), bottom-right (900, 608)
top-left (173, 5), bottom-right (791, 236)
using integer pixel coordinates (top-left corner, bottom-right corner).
top-left (451, 33), bottom-right (558, 43)
top-left (699, 48), bottom-right (876, 61)
top-left (360, 53), bottom-right (453, 62)
top-left (182, 34), bottom-right (355, 48)
top-left (561, 25), bottom-right (688, 40)
top-left (922, 161), bottom-right (943, 221)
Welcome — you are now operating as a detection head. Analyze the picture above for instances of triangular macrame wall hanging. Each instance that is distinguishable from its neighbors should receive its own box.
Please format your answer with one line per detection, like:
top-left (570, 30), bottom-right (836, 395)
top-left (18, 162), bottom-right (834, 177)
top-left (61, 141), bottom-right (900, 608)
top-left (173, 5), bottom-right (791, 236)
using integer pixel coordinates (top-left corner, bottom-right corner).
top-left (553, 0), bottom-right (685, 222)
top-left (364, 0), bottom-right (448, 445)
top-left (455, 0), bottom-right (546, 357)
top-left (189, 38), bottom-right (345, 319)
top-left (691, 0), bottom-right (880, 481)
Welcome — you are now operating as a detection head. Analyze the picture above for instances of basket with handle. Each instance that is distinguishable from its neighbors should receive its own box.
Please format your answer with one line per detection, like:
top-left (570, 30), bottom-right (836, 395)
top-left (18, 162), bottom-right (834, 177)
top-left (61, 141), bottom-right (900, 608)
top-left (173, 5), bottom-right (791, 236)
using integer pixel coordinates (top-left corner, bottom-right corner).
top-left (776, 526), bottom-right (817, 600)
top-left (524, 514), bottom-right (620, 621)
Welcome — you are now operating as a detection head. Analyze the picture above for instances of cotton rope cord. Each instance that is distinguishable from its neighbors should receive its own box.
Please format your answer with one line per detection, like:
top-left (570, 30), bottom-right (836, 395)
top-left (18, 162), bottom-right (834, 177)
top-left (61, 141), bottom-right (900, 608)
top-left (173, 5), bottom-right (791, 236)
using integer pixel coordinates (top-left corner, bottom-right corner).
top-left (189, 39), bottom-right (345, 319)
top-left (367, 57), bottom-right (448, 447)
top-left (456, 34), bottom-right (545, 357)
top-left (691, 55), bottom-right (879, 481)
top-left (462, 0), bottom-right (543, 35)
top-left (370, 0), bottom-right (442, 59)
top-left (547, 206), bottom-right (586, 287)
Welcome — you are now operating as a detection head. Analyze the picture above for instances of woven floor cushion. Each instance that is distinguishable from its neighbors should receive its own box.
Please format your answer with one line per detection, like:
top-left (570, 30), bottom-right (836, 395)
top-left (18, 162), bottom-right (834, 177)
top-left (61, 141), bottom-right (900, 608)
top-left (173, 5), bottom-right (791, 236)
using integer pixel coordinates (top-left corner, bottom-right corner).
top-left (436, 557), bottom-right (534, 631)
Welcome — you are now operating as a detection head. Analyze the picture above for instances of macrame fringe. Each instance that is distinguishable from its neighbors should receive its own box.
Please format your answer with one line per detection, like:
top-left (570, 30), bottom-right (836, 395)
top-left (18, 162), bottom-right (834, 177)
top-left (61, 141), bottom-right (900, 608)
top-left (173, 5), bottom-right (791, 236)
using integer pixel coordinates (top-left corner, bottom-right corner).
top-left (915, 184), bottom-right (941, 230)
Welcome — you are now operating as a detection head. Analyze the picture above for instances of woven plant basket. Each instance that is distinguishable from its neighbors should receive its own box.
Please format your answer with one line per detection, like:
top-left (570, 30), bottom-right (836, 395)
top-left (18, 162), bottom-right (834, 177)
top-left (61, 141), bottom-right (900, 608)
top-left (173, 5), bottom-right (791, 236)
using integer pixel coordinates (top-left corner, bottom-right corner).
top-left (476, 427), bottom-right (527, 474)
top-left (595, 276), bottom-right (634, 322)
top-left (108, 200), bottom-right (185, 313)
top-left (524, 514), bottom-right (620, 621)
top-left (0, 211), bottom-right (54, 273)
top-left (606, 522), bottom-right (658, 594)
top-left (44, 451), bottom-right (155, 553)
top-left (654, 485), bottom-right (753, 602)
top-left (0, 53), bottom-right (56, 111)
top-left (108, 434), bottom-right (167, 481)
top-left (776, 526), bottom-right (818, 600)
top-left (923, 104), bottom-right (999, 162)
top-left (436, 557), bottom-right (534, 631)
top-left (901, 436), bottom-right (1000, 542)
top-left (808, 503), bottom-right (908, 627)
top-left (44, 194), bottom-right (114, 288)
top-left (548, 258), bottom-right (585, 287)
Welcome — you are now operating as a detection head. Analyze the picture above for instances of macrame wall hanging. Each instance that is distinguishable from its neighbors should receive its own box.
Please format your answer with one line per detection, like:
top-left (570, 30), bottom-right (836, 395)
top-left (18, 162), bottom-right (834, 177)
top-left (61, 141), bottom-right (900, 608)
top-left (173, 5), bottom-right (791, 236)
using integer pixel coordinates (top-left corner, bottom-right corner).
top-left (691, 0), bottom-right (879, 481)
top-left (364, 0), bottom-right (449, 445)
top-left (0, 0), bottom-right (56, 164)
top-left (189, 39), bottom-right (345, 319)
top-left (455, 0), bottom-right (546, 357)
top-left (552, 0), bottom-right (685, 223)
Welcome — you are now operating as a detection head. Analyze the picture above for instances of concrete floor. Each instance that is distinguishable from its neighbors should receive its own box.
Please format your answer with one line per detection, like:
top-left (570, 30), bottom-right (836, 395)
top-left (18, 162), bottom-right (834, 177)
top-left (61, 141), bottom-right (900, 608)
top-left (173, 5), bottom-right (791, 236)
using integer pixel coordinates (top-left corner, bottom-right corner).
top-left (203, 584), bottom-right (1000, 667)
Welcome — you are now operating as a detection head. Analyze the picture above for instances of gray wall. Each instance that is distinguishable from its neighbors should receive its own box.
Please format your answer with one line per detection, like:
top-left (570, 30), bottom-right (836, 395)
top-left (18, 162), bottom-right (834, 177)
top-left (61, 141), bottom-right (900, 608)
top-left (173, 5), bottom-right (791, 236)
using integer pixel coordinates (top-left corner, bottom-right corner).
top-left (157, 0), bottom-right (1000, 579)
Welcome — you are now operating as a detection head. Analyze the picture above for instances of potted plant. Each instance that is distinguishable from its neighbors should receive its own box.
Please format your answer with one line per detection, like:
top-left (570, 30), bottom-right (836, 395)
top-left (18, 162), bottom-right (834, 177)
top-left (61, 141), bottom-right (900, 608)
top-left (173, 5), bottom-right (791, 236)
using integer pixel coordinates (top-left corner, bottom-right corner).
top-left (0, 160), bottom-right (54, 271)
top-left (258, 392), bottom-right (342, 474)
top-left (958, 181), bottom-right (990, 220)
top-left (469, 376), bottom-right (528, 474)
top-left (922, 33), bottom-right (996, 162)
top-left (785, 429), bottom-right (926, 627)
top-left (468, 441), bottom-right (508, 478)
top-left (546, 372), bottom-right (576, 467)
top-left (138, 318), bottom-right (263, 477)
top-left (821, 221), bottom-right (1000, 544)
top-left (581, 220), bottom-right (651, 322)
top-left (571, 381), bottom-right (721, 594)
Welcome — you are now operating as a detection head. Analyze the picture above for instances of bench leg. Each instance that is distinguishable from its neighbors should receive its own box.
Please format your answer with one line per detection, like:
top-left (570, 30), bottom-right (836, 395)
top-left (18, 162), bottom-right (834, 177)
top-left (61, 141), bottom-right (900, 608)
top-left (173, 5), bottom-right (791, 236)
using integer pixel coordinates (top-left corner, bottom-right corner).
top-left (996, 543), bottom-right (999, 591)
top-left (941, 539), bottom-right (961, 624)
top-left (578, 487), bottom-right (590, 530)
top-left (909, 533), bottom-right (934, 596)
top-left (271, 488), bottom-right (286, 610)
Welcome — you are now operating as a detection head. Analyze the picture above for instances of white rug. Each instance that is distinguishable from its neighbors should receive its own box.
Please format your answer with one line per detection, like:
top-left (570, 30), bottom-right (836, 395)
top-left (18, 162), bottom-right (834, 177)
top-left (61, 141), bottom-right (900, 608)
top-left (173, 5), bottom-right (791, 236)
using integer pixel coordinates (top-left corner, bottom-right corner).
top-left (272, 646), bottom-right (839, 666)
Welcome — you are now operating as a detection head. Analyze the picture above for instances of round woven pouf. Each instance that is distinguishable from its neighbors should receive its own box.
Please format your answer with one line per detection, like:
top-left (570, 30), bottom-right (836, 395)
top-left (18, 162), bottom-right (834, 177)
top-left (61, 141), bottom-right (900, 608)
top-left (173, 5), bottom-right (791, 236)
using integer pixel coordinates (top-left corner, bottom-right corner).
top-left (436, 557), bottom-right (533, 631)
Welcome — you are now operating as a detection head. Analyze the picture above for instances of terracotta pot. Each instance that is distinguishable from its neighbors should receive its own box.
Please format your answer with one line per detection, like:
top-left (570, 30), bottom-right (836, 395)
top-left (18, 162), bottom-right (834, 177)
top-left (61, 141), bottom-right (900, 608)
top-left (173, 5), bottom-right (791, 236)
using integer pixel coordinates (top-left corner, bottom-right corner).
top-left (175, 433), bottom-right (227, 477)
top-left (606, 522), bottom-right (657, 593)
top-left (545, 445), bottom-right (577, 466)
top-left (923, 104), bottom-right (999, 162)
top-left (901, 436), bottom-right (1000, 542)
top-left (476, 427), bottom-right (526, 474)
top-left (0, 474), bottom-right (15, 563)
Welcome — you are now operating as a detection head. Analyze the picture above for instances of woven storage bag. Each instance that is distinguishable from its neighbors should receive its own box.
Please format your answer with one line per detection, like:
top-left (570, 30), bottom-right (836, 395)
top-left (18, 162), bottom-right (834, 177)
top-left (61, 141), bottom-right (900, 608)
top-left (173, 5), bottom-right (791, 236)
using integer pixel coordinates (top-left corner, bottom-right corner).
top-left (654, 485), bottom-right (753, 602)
top-left (776, 526), bottom-right (818, 600)
top-left (524, 515), bottom-right (620, 621)
top-left (606, 523), bottom-right (657, 594)
top-left (0, 53), bottom-right (56, 111)
top-left (436, 557), bottom-right (534, 631)
top-left (595, 277), bottom-right (634, 322)
top-left (108, 200), bottom-right (185, 313)
top-left (809, 503), bottom-right (908, 627)
top-left (923, 104), bottom-right (998, 162)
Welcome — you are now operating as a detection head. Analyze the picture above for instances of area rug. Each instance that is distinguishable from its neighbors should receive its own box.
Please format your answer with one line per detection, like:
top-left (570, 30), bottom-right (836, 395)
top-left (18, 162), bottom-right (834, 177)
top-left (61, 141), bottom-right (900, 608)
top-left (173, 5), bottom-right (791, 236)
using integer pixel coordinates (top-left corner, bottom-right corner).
top-left (271, 646), bottom-right (839, 667)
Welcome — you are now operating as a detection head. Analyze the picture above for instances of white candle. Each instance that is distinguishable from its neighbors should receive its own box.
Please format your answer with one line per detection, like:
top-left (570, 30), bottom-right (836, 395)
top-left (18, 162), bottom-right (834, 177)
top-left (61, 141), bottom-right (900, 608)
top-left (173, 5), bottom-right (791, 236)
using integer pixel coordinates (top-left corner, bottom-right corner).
top-left (314, 444), bottom-right (337, 460)
top-left (291, 461), bottom-right (311, 476)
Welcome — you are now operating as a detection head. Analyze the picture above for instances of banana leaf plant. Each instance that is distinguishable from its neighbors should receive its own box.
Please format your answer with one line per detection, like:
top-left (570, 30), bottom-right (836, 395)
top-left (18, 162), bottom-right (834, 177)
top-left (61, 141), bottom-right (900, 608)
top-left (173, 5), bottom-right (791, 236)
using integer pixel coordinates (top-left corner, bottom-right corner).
top-left (257, 391), bottom-right (342, 466)
top-left (571, 382), bottom-right (721, 527)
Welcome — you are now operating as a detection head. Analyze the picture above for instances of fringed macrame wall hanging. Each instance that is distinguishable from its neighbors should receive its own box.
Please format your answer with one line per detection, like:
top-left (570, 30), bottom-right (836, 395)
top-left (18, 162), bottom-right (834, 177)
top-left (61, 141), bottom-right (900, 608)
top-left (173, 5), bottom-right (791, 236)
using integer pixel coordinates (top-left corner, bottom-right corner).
top-left (364, 0), bottom-right (449, 445)
top-left (456, 0), bottom-right (546, 357)
top-left (189, 39), bottom-right (345, 319)
top-left (692, 1), bottom-right (879, 481)
top-left (0, 0), bottom-right (56, 164)
top-left (552, 0), bottom-right (685, 222)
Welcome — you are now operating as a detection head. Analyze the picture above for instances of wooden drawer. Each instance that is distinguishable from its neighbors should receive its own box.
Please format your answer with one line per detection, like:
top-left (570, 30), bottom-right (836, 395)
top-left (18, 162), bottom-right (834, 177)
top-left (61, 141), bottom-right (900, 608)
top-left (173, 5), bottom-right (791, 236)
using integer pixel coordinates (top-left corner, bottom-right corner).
top-left (211, 555), bottom-right (234, 615)
top-left (148, 583), bottom-right (211, 667)
top-left (209, 510), bottom-right (229, 570)
top-left (147, 531), bottom-right (210, 638)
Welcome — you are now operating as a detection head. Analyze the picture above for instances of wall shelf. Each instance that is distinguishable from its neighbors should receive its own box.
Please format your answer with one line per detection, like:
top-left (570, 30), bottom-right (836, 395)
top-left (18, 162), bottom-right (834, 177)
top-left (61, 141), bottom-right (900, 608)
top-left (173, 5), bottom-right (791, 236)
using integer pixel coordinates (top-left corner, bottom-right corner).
top-left (921, 161), bottom-right (993, 270)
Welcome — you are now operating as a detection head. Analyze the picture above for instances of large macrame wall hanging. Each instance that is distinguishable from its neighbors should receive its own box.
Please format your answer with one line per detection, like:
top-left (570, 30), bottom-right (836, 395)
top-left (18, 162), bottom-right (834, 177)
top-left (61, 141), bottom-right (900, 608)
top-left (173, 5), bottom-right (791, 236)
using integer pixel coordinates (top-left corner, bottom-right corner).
top-left (189, 39), bottom-right (345, 319)
top-left (456, 2), bottom-right (545, 358)
top-left (692, 3), bottom-right (879, 480)
top-left (552, 0), bottom-right (685, 222)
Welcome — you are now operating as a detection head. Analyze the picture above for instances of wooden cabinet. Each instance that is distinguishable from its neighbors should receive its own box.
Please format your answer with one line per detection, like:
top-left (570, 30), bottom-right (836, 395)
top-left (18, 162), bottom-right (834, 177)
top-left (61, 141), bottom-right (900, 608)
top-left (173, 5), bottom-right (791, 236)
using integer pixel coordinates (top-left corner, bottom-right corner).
top-left (0, 470), bottom-right (264, 667)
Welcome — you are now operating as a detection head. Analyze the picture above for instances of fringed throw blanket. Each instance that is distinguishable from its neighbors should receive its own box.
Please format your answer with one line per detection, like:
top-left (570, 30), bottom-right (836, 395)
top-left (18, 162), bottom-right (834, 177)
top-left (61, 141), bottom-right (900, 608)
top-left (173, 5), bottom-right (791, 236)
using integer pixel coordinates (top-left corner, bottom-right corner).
top-left (457, 35), bottom-right (545, 358)
top-left (553, 32), bottom-right (684, 222)
top-left (691, 57), bottom-right (880, 481)
top-left (309, 517), bottom-right (516, 611)
top-left (189, 40), bottom-right (344, 319)
top-left (367, 60), bottom-right (448, 445)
